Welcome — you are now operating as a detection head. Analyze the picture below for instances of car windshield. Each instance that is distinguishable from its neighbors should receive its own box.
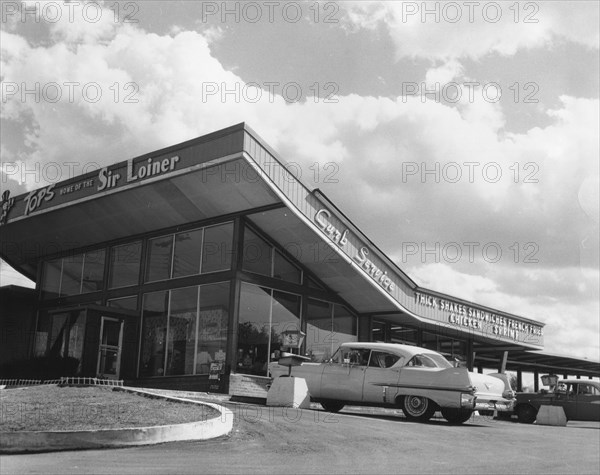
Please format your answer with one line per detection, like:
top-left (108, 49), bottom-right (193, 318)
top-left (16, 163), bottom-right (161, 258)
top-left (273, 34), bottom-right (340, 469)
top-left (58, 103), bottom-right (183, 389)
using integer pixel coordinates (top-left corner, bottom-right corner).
top-left (405, 353), bottom-right (453, 369)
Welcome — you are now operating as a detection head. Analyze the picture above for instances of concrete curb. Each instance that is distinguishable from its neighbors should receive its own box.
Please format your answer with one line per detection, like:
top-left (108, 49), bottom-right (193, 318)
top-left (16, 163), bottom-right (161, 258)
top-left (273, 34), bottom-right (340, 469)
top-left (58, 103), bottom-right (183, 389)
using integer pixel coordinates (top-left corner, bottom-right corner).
top-left (0, 386), bottom-right (234, 454)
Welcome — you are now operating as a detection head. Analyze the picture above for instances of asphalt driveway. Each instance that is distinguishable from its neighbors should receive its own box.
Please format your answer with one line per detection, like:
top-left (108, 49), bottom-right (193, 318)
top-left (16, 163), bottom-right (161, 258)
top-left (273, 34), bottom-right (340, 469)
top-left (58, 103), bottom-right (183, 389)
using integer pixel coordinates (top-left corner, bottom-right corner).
top-left (3, 403), bottom-right (599, 474)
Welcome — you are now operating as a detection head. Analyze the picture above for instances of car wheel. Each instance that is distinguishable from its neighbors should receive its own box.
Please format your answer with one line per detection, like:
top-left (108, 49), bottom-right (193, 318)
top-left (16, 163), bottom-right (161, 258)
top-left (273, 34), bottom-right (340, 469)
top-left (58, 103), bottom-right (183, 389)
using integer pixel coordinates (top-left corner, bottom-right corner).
top-left (516, 405), bottom-right (537, 424)
top-left (402, 396), bottom-right (436, 422)
top-left (441, 408), bottom-right (473, 424)
top-left (321, 401), bottom-right (345, 413)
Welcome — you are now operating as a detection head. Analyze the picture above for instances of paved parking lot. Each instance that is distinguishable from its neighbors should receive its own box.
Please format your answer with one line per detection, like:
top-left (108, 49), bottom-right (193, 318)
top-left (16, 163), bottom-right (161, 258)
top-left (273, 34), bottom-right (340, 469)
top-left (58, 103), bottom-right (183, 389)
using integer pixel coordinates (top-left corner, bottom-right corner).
top-left (3, 402), bottom-right (599, 474)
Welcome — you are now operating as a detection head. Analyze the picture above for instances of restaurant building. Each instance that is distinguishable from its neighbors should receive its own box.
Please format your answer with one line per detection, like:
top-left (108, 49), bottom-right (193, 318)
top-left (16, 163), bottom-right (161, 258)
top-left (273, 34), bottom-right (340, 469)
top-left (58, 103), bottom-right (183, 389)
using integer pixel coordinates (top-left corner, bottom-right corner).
top-left (1, 123), bottom-right (592, 394)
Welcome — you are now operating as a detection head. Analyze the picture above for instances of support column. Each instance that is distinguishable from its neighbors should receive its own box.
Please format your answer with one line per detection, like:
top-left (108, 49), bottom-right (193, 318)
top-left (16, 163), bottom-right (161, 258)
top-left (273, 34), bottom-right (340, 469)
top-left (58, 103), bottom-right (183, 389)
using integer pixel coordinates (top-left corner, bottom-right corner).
top-left (358, 314), bottom-right (371, 342)
top-left (467, 340), bottom-right (474, 371)
top-left (517, 370), bottom-right (523, 392)
top-left (534, 370), bottom-right (539, 392)
top-left (499, 351), bottom-right (508, 373)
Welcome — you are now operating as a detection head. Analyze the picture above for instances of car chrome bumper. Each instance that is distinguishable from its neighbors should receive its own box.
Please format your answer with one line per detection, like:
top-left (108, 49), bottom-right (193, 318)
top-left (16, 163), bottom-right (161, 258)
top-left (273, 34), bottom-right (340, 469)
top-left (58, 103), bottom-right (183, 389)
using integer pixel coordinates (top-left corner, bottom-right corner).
top-left (474, 399), bottom-right (515, 412)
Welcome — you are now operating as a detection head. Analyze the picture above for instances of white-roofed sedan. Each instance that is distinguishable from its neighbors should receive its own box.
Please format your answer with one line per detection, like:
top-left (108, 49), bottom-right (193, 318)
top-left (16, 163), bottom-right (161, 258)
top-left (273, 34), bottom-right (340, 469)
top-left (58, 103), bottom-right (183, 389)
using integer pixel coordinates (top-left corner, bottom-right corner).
top-left (269, 342), bottom-right (515, 424)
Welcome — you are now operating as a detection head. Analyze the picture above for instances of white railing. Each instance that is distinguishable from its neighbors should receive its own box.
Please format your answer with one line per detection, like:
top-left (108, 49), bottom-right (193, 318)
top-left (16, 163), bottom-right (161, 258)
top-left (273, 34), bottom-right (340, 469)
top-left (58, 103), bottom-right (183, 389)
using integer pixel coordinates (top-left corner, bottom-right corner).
top-left (0, 377), bottom-right (124, 387)
top-left (59, 377), bottom-right (124, 387)
top-left (0, 378), bottom-right (60, 387)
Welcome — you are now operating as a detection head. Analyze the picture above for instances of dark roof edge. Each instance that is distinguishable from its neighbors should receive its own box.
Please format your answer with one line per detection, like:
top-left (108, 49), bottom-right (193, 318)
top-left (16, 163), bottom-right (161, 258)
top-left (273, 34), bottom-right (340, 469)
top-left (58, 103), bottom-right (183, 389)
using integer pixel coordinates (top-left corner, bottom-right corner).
top-left (7, 122), bottom-right (248, 202)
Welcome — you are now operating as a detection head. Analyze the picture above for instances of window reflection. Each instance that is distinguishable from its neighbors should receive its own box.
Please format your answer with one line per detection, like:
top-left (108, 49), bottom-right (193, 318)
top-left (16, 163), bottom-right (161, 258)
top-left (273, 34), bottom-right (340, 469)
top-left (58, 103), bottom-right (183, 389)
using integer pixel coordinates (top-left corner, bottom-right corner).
top-left (109, 241), bottom-right (142, 288)
top-left (236, 283), bottom-right (301, 376)
top-left (202, 223), bottom-right (234, 273)
top-left (146, 236), bottom-right (173, 282)
top-left (139, 283), bottom-right (230, 378)
top-left (305, 299), bottom-right (357, 362)
top-left (173, 229), bottom-right (203, 278)
top-left (166, 287), bottom-right (198, 376)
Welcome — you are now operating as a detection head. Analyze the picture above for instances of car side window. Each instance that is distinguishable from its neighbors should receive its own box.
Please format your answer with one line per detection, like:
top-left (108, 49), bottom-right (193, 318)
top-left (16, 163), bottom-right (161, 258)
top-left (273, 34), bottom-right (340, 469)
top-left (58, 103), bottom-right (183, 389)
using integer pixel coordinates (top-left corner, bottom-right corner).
top-left (342, 349), bottom-right (370, 366)
top-left (578, 384), bottom-right (599, 396)
top-left (406, 354), bottom-right (437, 368)
top-left (369, 351), bottom-right (400, 368)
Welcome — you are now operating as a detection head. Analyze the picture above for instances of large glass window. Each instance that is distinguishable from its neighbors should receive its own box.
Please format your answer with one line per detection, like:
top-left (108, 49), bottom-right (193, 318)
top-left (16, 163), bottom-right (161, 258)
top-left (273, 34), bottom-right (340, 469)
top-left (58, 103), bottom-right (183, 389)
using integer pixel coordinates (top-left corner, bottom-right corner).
top-left (60, 254), bottom-right (84, 296)
top-left (372, 320), bottom-right (387, 342)
top-left (273, 250), bottom-right (302, 284)
top-left (49, 313), bottom-right (68, 357)
top-left (242, 225), bottom-right (302, 284)
top-left (243, 228), bottom-right (272, 276)
top-left (270, 291), bottom-right (301, 357)
top-left (305, 299), bottom-right (334, 362)
top-left (305, 299), bottom-right (357, 362)
top-left (166, 287), bottom-right (198, 376)
top-left (139, 291), bottom-right (169, 377)
top-left (333, 305), bottom-right (357, 347)
top-left (173, 229), bottom-right (203, 278)
top-left (36, 311), bottom-right (86, 374)
top-left (390, 325), bottom-right (418, 345)
top-left (42, 259), bottom-right (62, 299)
top-left (237, 284), bottom-right (271, 375)
top-left (67, 311), bottom-right (86, 373)
top-left (201, 222), bottom-right (234, 273)
top-left (236, 283), bottom-right (301, 376)
top-left (139, 283), bottom-right (230, 378)
top-left (81, 249), bottom-right (105, 293)
top-left (145, 235), bottom-right (173, 283)
top-left (109, 241), bottom-right (142, 288)
top-left (42, 250), bottom-right (106, 298)
top-left (197, 282), bottom-right (230, 374)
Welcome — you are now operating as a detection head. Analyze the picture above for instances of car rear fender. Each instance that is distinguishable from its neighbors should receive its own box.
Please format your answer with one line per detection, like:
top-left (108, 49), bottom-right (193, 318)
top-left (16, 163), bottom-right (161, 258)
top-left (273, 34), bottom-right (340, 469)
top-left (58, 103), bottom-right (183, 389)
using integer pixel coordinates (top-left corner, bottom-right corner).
top-left (394, 367), bottom-right (473, 409)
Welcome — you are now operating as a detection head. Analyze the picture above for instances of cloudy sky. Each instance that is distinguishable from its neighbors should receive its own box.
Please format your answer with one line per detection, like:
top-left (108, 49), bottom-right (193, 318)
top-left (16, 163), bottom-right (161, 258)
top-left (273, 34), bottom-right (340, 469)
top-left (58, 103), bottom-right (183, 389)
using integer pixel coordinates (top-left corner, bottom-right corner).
top-left (1, 1), bottom-right (598, 360)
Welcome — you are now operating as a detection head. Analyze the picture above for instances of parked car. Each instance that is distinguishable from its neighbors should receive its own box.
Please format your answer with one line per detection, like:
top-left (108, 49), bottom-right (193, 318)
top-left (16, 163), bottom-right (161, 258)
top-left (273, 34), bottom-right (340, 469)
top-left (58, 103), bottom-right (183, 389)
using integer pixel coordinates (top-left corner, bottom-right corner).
top-left (269, 342), bottom-right (515, 424)
top-left (515, 379), bottom-right (600, 423)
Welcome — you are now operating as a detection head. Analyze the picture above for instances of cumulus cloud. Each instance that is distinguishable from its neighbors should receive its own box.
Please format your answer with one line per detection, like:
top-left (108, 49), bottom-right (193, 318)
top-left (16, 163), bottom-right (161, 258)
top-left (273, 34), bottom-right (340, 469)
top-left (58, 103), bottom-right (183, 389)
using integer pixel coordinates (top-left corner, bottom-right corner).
top-left (409, 263), bottom-right (599, 360)
top-left (341, 1), bottom-right (599, 62)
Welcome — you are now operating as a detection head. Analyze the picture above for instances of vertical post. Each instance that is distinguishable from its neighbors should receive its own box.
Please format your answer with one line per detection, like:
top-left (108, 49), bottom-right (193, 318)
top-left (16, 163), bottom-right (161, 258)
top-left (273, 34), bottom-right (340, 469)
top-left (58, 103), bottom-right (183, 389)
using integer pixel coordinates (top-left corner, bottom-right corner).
top-left (517, 370), bottom-right (523, 392)
top-left (534, 370), bottom-right (539, 392)
top-left (499, 351), bottom-right (508, 373)
top-left (467, 340), bottom-right (474, 371)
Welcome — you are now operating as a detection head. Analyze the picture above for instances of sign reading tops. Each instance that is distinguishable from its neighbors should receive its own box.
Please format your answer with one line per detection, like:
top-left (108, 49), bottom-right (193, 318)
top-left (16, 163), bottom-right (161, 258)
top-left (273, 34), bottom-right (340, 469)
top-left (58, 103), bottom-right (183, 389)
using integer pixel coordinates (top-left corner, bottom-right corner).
top-left (17, 155), bottom-right (180, 218)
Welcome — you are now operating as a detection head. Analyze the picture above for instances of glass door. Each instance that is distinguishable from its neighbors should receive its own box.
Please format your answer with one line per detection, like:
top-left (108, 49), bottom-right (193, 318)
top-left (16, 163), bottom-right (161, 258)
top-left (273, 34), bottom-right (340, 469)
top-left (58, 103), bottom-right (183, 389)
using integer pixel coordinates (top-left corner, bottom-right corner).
top-left (97, 317), bottom-right (123, 379)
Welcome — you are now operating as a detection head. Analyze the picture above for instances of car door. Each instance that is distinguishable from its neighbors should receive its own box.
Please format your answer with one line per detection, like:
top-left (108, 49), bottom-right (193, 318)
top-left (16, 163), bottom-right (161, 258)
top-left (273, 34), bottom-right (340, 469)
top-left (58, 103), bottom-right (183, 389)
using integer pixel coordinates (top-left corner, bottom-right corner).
top-left (574, 383), bottom-right (600, 421)
top-left (320, 348), bottom-right (370, 402)
top-left (362, 350), bottom-right (402, 404)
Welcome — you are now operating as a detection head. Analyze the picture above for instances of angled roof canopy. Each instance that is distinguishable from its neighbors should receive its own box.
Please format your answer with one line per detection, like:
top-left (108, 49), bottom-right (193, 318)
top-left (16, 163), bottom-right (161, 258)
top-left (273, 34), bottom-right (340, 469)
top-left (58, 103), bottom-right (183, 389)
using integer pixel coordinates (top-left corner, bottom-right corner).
top-left (1, 123), bottom-right (546, 351)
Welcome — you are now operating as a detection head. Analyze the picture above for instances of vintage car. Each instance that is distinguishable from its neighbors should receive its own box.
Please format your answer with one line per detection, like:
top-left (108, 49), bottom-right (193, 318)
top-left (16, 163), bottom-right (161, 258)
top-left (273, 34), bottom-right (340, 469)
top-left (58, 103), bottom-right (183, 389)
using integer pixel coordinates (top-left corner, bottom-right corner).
top-left (269, 342), bottom-right (515, 424)
top-left (515, 379), bottom-right (600, 423)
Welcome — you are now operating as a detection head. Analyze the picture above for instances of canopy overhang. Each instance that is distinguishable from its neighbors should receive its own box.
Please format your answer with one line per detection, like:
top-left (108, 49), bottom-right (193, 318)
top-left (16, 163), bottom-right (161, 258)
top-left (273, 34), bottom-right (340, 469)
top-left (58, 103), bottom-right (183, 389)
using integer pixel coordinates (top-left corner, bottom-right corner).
top-left (0, 123), bottom-right (546, 351)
